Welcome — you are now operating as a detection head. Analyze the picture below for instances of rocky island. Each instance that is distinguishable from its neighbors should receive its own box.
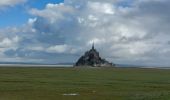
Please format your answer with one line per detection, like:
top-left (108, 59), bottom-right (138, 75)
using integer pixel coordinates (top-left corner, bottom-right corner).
top-left (75, 43), bottom-right (114, 67)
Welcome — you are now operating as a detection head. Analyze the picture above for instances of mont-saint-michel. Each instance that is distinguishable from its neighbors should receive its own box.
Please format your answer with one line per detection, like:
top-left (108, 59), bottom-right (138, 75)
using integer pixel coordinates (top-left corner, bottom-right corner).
top-left (75, 43), bottom-right (114, 67)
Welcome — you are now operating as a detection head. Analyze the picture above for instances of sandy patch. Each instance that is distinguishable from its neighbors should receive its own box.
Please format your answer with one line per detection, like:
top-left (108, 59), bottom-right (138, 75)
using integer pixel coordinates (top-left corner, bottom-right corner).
top-left (63, 93), bottom-right (79, 96)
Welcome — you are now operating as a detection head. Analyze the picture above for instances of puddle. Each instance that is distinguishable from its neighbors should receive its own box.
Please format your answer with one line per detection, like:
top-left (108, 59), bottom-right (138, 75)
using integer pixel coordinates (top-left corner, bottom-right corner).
top-left (63, 93), bottom-right (79, 96)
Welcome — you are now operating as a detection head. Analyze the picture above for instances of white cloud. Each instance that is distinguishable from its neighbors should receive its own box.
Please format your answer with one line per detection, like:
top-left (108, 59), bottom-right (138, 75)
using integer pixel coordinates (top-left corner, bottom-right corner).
top-left (30, 3), bottom-right (75, 23)
top-left (28, 18), bottom-right (37, 25)
top-left (87, 1), bottom-right (115, 15)
top-left (25, 0), bottom-right (170, 66)
top-left (0, 0), bottom-right (26, 8)
top-left (1, 0), bottom-right (170, 66)
top-left (0, 36), bottom-right (19, 48)
top-left (46, 45), bottom-right (69, 53)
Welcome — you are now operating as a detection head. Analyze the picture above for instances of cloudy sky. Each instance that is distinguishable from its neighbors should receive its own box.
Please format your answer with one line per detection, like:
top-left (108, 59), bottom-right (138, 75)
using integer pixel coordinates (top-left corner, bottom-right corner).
top-left (0, 0), bottom-right (170, 66)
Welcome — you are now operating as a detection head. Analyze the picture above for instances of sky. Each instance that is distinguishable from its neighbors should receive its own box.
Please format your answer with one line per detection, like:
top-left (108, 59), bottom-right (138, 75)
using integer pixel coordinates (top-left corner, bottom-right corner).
top-left (0, 0), bottom-right (170, 67)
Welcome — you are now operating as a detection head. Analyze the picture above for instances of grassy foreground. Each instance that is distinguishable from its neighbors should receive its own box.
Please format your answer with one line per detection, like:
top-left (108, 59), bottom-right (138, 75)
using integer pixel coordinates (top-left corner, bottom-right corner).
top-left (0, 67), bottom-right (170, 100)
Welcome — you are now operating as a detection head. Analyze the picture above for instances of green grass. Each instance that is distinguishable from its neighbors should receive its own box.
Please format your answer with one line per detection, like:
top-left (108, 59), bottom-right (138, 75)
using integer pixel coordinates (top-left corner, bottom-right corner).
top-left (0, 67), bottom-right (170, 100)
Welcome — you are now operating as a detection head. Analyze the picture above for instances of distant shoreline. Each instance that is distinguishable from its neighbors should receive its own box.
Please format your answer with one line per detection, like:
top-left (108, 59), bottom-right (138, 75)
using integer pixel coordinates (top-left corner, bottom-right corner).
top-left (0, 64), bottom-right (169, 69)
top-left (0, 64), bottom-right (73, 67)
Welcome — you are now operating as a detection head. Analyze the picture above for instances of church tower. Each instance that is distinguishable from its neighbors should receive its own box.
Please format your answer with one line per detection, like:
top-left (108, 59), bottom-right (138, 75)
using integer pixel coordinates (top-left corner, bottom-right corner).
top-left (92, 42), bottom-right (95, 50)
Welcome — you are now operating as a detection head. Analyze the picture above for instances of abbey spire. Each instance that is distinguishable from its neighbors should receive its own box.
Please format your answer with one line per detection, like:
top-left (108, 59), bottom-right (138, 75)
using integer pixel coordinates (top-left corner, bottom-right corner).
top-left (92, 42), bottom-right (95, 50)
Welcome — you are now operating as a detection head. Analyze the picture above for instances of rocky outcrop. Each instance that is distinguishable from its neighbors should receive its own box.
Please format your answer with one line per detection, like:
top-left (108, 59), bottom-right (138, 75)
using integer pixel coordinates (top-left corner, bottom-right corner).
top-left (75, 44), bottom-right (114, 67)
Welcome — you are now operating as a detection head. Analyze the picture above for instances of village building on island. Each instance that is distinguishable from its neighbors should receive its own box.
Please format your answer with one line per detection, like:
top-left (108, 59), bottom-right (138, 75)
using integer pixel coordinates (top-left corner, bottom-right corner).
top-left (75, 43), bottom-right (114, 67)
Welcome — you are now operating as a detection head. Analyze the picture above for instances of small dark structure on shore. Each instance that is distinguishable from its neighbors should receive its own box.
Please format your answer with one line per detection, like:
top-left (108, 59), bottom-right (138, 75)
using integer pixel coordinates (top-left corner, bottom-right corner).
top-left (75, 43), bottom-right (114, 67)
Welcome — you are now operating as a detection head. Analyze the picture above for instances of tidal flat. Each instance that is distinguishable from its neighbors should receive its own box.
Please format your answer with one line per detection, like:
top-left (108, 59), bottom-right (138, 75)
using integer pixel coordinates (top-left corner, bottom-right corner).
top-left (0, 67), bottom-right (169, 100)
